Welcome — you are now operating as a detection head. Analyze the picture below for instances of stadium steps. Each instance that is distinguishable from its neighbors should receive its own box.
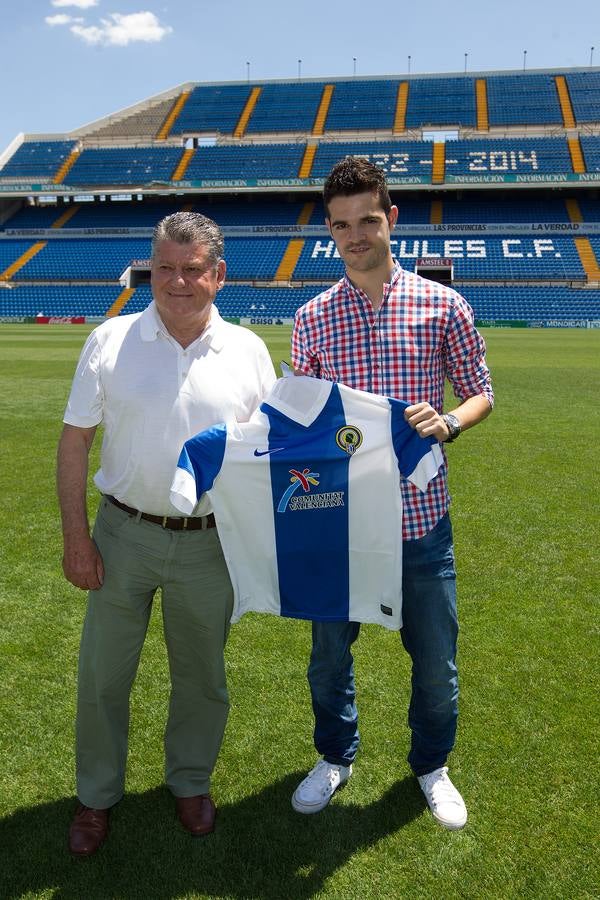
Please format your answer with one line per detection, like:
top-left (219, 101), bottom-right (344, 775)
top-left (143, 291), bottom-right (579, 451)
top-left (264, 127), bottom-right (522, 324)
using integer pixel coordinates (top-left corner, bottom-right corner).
top-left (0, 242), bottom-right (47, 281)
top-left (297, 201), bottom-right (315, 225)
top-left (275, 240), bottom-right (304, 280)
top-left (313, 85), bottom-right (335, 136)
top-left (54, 148), bottom-right (80, 184)
top-left (106, 286), bottom-right (136, 317)
top-left (51, 205), bottom-right (80, 228)
top-left (393, 82), bottom-right (409, 134)
top-left (567, 137), bottom-right (586, 174)
top-left (555, 76), bottom-right (576, 129)
top-left (430, 200), bottom-right (443, 224)
top-left (476, 79), bottom-right (489, 130)
top-left (172, 148), bottom-right (195, 181)
top-left (432, 142), bottom-right (445, 184)
top-left (234, 87), bottom-right (262, 138)
top-left (574, 237), bottom-right (600, 280)
top-left (566, 198), bottom-right (583, 222)
top-left (157, 90), bottom-right (191, 140)
top-left (299, 144), bottom-right (317, 178)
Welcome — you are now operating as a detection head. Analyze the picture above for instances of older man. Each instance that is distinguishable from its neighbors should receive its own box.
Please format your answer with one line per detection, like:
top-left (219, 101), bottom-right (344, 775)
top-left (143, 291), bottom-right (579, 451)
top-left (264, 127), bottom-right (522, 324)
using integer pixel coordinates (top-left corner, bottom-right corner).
top-left (58, 212), bottom-right (276, 855)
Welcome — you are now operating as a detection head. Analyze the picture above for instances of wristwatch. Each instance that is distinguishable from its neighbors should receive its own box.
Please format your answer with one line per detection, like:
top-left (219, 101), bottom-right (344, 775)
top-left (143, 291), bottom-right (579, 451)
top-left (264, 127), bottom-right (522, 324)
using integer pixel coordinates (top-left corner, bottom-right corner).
top-left (442, 413), bottom-right (462, 443)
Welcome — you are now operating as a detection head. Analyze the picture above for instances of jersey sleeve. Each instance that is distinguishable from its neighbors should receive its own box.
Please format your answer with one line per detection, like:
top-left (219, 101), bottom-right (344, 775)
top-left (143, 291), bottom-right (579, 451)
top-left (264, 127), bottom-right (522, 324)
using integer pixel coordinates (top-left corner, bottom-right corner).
top-left (170, 423), bottom-right (228, 515)
top-left (389, 399), bottom-right (444, 492)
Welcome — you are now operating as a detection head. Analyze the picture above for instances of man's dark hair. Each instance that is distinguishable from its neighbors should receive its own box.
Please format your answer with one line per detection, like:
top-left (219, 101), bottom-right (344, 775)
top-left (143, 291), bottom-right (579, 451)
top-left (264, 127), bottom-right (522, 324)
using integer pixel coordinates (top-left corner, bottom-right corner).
top-left (152, 211), bottom-right (224, 266)
top-left (323, 156), bottom-right (392, 217)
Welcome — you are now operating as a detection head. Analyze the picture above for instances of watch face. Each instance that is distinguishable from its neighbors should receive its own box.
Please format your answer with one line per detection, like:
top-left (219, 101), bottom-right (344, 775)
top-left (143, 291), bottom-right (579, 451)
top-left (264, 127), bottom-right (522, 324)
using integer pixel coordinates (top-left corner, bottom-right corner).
top-left (445, 415), bottom-right (460, 438)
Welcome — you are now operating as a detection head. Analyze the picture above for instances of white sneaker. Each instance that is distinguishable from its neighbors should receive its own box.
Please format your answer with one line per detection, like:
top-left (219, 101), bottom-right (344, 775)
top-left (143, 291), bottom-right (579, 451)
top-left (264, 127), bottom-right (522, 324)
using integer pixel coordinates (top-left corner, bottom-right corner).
top-left (291, 760), bottom-right (352, 814)
top-left (418, 766), bottom-right (468, 830)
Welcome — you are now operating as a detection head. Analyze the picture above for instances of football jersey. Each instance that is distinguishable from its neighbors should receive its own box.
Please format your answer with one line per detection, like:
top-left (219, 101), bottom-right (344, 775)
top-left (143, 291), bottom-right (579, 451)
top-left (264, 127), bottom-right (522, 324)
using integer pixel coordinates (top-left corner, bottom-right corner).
top-left (170, 376), bottom-right (443, 630)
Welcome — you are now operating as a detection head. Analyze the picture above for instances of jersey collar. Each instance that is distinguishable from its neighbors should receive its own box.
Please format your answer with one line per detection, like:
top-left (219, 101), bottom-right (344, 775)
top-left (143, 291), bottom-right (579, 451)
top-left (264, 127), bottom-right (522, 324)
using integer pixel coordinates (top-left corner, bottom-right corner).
top-left (260, 375), bottom-right (334, 427)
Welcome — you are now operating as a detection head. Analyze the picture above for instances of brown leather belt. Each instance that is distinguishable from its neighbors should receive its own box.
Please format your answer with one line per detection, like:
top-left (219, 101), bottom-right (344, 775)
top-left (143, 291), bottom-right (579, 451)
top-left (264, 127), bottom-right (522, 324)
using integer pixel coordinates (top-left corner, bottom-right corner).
top-left (106, 495), bottom-right (216, 531)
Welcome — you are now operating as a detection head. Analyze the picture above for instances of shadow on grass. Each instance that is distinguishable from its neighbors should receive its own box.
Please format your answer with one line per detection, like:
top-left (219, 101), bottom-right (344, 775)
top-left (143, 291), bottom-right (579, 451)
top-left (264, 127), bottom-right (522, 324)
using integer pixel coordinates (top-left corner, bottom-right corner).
top-left (1, 774), bottom-right (423, 899)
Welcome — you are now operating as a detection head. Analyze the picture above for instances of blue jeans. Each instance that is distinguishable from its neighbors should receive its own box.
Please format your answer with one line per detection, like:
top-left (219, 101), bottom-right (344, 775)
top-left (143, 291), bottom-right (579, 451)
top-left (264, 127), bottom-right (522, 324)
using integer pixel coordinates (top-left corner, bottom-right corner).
top-left (308, 512), bottom-right (458, 777)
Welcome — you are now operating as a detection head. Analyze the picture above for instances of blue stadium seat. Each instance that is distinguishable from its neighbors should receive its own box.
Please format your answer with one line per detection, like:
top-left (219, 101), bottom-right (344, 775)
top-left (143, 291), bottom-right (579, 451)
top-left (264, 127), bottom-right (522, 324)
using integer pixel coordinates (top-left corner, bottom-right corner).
top-left (0, 285), bottom-right (122, 317)
top-left (580, 136), bottom-right (600, 173)
top-left (0, 141), bottom-right (76, 180)
top-left (565, 72), bottom-right (600, 123)
top-left (487, 74), bottom-right (562, 126)
top-left (295, 235), bottom-right (586, 281)
top-left (446, 138), bottom-right (572, 179)
top-left (170, 85), bottom-right (253, 134)
top-left (312, 141), bottom-right (432, 181)
top-left (184, 143), bottom-right (305, 180)
top-left (405, 77), bottom-right (476, 128)
top-left (246, 82), bottom-right (326, 133)
top-left (325, 80), bottom-right (400, 131)
top-left (67, 147), bottom-right (183, 186)
top-left (7, 238), bottom-right (151, 281)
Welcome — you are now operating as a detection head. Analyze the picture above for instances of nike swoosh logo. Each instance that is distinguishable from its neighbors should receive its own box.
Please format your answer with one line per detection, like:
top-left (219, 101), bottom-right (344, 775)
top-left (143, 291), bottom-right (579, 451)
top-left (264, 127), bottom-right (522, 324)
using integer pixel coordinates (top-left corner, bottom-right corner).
top-left (253, 447), bottom-right (285, 457)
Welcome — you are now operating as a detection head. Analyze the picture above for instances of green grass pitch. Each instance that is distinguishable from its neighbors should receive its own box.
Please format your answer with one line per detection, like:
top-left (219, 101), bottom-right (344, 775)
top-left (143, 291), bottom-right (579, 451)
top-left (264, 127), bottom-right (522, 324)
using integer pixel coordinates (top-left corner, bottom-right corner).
top-left (0, 323), bottom-right (597, 899)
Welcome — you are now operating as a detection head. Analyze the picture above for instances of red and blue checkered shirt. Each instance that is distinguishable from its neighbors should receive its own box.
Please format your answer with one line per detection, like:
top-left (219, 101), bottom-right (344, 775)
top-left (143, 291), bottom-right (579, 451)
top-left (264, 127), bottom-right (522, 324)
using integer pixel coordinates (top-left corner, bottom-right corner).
top-left (291, 263), bottom-right (494, 540)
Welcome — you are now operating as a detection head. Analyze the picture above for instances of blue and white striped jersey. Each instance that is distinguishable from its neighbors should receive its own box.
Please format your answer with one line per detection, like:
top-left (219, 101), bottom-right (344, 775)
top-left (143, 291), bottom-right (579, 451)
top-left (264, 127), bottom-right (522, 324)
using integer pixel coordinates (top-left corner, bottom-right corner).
top-left (170, 376), bottom-right (443, 630)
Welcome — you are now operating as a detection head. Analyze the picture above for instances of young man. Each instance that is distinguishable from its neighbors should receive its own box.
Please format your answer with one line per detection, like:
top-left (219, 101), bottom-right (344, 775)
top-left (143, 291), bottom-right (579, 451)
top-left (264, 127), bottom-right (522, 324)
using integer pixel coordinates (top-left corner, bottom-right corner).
top-left (58, 212), bottom-right (276, 855)
top-left (290, 157), bottom-right (494, 829)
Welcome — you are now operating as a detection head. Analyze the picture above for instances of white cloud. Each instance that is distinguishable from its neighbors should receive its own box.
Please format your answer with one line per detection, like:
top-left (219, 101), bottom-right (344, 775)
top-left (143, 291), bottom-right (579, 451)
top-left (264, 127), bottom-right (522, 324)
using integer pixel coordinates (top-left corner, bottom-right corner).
top-left (70, 11), bottom-right (172, 46)
top-left (51, 0), bottom-right (99, 8)
top-left (45, 13), bottom-right (84, 25)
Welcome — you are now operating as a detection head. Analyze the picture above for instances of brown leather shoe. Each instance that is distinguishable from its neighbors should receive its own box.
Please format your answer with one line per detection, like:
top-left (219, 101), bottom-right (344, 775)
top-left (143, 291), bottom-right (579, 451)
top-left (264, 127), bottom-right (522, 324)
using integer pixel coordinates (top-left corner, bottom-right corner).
top-left (175, 794), bottom-right (216, 835)
top-left (69, 803), bottom-right (110, 856)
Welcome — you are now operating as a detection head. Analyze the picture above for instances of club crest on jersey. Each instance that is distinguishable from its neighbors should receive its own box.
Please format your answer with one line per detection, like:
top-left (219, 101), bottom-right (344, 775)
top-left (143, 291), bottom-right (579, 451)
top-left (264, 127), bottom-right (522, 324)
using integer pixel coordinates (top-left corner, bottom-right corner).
top-left (277, 468), bottom-right (345, 514)
top-left (336, 426), bottom-right (363, 455)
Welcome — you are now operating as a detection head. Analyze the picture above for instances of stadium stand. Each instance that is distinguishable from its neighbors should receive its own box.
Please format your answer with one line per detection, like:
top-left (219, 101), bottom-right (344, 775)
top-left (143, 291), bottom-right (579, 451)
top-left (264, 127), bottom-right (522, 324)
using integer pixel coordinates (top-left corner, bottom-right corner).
top-left (1, 66), bottom-right (600, 327)
top-left (311, 141), bottom-right (433, 180)
top-left (486, 73), bottom-right (563, 126)
top-left (66, 147), bottom-right (184, 186)
top-left (4, 136), bottom-right (600, 185)
top-left (184, 143), bottom-right (306, 180)
top-left (169, 84), bottom-right (253, 135)
top-left (405, 77), bottom-right (477, 128)
top-left (445, 138), bottom-right (574, 179)
top-left (0, 141), bottom-right (76, 181)
top-left (246, 82), bottom-right (326, 134)
top-left (565, 71), bottom-right (600, 123)
top-left (324, 80), bottom-right (401, 131)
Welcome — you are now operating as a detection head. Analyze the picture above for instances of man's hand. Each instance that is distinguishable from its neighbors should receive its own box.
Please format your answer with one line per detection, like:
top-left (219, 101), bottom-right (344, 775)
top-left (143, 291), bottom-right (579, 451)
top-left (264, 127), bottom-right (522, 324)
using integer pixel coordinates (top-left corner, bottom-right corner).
top-left (57, 423), bottom-right (103, 591)
top-left (404, 402), bottom-right (450, 442)
top-left (62, 533), bottom-right (104, 591)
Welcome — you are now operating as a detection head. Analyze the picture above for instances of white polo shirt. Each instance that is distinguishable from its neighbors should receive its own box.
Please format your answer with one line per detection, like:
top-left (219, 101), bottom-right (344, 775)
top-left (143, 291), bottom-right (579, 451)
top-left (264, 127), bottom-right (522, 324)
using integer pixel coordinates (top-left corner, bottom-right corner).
top-left (63, 301), bottom-right (276, 516)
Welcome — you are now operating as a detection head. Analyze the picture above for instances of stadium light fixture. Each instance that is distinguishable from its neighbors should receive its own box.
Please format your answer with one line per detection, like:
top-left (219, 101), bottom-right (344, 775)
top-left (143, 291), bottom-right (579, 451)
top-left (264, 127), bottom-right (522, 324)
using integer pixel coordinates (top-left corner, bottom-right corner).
top-left (298, 59), bottom-right (302, 79)
top-left (591, 46), bottom-right (595, 66)
top-left (246, 61), bottom-right (250, 82)
top-left (353, 57), bottom-right (357, 76)
top-left (464, 52), bottom-right (468, 73)
top-left (523, 49), bottom-right (527, 71)
top-left (408, 54), bottom-right (411, 74)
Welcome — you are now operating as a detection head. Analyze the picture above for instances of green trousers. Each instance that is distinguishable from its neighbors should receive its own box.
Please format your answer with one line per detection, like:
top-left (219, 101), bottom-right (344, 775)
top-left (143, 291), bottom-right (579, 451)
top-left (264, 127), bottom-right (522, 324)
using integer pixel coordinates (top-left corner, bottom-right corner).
top-left (76, 496), bottom-right (234, 808)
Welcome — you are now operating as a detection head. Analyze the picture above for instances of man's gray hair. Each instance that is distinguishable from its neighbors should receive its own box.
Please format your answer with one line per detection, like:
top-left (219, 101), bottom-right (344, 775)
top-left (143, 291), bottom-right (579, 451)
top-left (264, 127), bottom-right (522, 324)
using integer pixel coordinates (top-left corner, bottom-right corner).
top-left (151, 211), bottom-right (224, 266)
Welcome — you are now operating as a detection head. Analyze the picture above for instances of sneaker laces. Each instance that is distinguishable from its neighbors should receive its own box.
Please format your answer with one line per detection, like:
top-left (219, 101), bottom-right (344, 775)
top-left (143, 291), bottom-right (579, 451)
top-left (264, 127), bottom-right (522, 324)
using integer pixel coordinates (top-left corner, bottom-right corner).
top-left (306, 760), bottom-right (340, 796)
top-left (420, 767), bottom-right (459, 804)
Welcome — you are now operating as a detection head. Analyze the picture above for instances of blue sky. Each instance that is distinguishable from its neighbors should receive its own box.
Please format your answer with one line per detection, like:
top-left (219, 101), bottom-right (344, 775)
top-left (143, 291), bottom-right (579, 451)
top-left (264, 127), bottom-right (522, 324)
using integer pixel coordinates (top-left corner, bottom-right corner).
top-left (2, 0), bottom-right (598, 153)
